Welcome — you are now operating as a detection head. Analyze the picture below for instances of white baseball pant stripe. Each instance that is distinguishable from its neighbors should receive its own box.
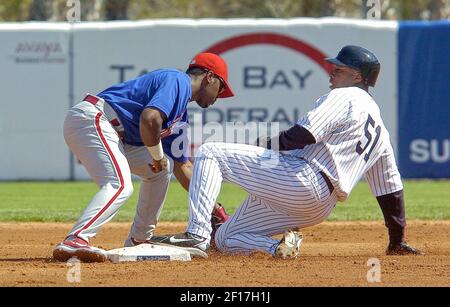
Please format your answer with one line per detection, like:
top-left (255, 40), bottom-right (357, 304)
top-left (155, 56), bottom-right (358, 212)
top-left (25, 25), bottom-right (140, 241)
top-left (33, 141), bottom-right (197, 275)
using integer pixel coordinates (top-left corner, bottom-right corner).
top-left (64, 100), bottom-right (171, 242)
top-left (186, 142), bottom-right (337, 255)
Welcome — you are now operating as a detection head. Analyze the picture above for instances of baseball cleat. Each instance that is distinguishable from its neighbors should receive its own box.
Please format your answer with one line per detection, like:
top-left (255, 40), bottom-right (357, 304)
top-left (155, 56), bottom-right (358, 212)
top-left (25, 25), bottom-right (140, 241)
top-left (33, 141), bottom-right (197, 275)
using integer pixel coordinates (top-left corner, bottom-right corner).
top-left (150, 232), bottom-right (209, 258)
top-left (274, 229), bottom-right (303, 259)
top-left (386, 242), bottom-right (423, 255)
top-left (53, 236), bottom-right (108, 263)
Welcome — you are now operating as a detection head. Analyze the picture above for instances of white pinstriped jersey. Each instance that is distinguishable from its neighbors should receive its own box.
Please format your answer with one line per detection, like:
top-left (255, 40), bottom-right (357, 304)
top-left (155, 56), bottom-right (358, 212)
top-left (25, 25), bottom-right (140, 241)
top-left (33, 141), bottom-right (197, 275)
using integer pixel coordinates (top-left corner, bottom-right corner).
top-left (294, 87), bottom-right (403, 201)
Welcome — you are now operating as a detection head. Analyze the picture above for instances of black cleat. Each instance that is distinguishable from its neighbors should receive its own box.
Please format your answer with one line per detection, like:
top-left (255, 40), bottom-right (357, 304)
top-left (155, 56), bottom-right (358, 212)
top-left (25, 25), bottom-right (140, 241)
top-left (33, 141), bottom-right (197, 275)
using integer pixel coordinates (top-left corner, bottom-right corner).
top-left (386, 242), bottom-right (423, 255)
top-left (150, 232), bottom-right (209, 258)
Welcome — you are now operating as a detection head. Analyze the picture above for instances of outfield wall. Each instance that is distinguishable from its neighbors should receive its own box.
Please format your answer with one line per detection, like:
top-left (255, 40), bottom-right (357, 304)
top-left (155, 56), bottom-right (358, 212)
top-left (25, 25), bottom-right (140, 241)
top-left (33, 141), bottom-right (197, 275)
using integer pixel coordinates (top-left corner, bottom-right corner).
top-left (398, 21), bottom-right (450, 178)
top-left (0, 24), bottom-right (71, 180)
top-left (0, 18), bottom-right (448, 180)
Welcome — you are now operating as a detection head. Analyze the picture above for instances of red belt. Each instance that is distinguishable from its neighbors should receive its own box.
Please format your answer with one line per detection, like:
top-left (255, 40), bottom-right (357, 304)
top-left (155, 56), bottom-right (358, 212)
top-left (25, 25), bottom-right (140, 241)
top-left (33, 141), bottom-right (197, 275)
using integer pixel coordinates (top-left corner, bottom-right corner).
top-left (84, 94), bottom-right (125, 140)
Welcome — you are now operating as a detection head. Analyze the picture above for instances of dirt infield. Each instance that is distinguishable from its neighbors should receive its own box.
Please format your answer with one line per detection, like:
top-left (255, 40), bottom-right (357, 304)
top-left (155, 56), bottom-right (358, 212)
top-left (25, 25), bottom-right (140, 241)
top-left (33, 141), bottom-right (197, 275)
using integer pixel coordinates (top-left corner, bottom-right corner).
top-left (0, 221), bottom-right (449, 287)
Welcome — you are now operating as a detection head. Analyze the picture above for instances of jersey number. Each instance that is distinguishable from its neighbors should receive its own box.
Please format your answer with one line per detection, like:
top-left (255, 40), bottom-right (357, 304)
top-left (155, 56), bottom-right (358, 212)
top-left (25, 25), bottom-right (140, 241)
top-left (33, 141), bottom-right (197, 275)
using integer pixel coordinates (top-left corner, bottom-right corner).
top-left (356, 114), bottom-right (381, 162)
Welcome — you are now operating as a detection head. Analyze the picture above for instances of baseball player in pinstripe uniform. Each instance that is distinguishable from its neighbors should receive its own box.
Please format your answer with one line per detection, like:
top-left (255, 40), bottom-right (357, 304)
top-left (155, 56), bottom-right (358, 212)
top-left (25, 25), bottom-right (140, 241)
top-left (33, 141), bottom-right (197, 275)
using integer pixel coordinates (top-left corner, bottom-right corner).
top-left (153, 45), bottom-right (421, 259)
top-left (53, 53), bottom-right (233, 262)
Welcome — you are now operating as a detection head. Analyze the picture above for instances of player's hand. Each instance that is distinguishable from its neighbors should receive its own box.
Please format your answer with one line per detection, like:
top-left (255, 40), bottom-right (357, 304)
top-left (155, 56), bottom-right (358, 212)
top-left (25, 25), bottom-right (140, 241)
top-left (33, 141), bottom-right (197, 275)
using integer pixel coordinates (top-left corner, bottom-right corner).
top-left (151, 156), bottom-right (169, 173)
top-left (255, 136), bottom-right (272, 149)
top-left (386, 241), bottom-right (422, 255)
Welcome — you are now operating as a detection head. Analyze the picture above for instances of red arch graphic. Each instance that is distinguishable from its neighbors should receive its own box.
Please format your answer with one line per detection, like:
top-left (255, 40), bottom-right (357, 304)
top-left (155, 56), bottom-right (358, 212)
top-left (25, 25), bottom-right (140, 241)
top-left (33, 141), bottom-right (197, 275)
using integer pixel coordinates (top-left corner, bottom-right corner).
top-left (203, 32), bottom-right (333, 74)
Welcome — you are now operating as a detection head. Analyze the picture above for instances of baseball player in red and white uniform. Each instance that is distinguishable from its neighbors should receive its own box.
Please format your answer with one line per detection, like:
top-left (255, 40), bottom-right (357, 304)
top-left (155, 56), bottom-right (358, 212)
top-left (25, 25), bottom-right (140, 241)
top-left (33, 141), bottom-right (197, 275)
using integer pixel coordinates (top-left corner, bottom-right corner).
top-left (152, 45), bottom-right (421, 259)
top-left (53, 53), bottom-right (233, 262)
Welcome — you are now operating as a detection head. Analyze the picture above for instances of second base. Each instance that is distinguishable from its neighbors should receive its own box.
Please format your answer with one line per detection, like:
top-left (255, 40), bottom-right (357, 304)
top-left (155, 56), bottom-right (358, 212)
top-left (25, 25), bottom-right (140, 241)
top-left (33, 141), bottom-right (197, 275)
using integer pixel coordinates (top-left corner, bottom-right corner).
top-left (107, 243), bottom-right (191, 263)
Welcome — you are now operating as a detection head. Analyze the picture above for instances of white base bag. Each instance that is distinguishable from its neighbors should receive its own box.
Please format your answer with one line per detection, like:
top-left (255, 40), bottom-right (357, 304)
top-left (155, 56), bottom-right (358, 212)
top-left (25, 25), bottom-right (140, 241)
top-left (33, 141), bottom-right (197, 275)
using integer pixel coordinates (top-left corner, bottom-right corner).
top-left (107, 243), bottom-right (191, 262)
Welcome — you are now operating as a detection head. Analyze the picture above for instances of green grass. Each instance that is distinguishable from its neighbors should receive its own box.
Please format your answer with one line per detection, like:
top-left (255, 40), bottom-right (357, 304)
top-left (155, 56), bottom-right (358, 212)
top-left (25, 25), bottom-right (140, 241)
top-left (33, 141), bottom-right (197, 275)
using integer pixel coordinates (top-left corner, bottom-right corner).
top-left (0, 180), bottom-right (448, 222)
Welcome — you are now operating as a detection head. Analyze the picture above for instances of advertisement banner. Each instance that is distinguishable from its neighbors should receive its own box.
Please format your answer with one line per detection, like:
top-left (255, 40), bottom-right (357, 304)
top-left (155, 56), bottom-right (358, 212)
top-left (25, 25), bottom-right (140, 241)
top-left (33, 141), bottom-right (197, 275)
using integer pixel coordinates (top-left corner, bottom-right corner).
top-left (0, 19), bottom-right (402, 180)
top-left (398, 21), bottom-right (450, 178)
top-left (71, 19), bottom-right (398, 179)
top-left (0, 24), bottom-right (70, 180)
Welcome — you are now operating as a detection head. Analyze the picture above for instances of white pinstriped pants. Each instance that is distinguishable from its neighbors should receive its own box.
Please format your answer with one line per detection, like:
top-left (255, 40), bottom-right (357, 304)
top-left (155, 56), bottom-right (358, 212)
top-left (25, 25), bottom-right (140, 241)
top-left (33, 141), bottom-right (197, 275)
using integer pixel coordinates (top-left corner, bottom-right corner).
top-left (187, 142), bottom-right (338, 256)
top-left (63, 99), bottom-right (171, 242)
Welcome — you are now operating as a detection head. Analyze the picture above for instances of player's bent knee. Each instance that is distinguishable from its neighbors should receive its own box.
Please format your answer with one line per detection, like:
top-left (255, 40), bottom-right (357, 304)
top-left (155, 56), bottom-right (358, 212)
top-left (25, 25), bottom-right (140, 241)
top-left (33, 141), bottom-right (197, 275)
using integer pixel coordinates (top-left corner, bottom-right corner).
top-left (156, 167), bottom-right (172, 181)
top-left (197, 143), bottom-right (214, 157)
top-left (121, 182), bottom-right (134, 199)
top-left (213, 226), bottom-right (229, 252)
top-left (198, 142), bottom-right (227, 158)
top-left (100, 181), bottom-right (133, 201)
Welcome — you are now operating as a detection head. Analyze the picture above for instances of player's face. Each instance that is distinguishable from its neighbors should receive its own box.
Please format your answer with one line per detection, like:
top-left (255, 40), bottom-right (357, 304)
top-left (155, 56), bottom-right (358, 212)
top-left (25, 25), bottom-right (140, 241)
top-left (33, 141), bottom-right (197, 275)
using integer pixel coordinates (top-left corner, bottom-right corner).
top-left (329, 66), bottom-right (362, 89)
top-left (195, 72), bottom-right (225, 108)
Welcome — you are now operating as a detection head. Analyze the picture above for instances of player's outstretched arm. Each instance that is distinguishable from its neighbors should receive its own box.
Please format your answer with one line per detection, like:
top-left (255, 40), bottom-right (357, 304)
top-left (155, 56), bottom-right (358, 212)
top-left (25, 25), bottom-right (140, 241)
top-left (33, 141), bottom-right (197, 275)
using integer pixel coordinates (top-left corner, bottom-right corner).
top-left (173, 160), bottom-right (193, 191)
top-left (256, 124), bottom-right (316, 151)
top-left (376, 190), bottom-right (422, 255)
top-left (140, 108), bottom-right (169, 173)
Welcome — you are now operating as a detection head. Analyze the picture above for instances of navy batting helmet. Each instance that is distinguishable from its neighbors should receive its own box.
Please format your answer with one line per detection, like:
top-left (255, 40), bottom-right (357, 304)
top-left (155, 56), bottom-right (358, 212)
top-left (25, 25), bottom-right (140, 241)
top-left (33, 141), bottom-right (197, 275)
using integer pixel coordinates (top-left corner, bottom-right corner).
top-left (325, 45), bottom-right (380, 87)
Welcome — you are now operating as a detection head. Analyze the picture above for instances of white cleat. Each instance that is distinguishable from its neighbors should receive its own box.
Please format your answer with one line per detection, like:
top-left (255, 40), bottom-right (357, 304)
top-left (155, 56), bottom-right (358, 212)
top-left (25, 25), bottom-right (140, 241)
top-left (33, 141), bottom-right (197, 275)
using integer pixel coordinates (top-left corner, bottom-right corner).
top-left (53, 236), bottom-right (108, 263)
